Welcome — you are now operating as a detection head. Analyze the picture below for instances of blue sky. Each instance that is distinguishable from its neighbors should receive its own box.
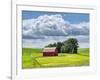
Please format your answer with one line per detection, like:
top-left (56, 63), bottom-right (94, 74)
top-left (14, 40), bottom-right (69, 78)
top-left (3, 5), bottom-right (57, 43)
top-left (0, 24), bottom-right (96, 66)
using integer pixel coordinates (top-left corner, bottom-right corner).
top-left (22, 10), bottom-right (89, 48)
top-left (22, 10), bottom-right (89, 24)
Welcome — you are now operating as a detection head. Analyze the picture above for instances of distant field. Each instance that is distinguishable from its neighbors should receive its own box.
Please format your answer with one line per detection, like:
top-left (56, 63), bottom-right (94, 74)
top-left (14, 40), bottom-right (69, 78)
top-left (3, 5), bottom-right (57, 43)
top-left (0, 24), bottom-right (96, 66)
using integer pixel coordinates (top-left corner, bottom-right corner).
top-left (22, 48), bottom-right (89, 69)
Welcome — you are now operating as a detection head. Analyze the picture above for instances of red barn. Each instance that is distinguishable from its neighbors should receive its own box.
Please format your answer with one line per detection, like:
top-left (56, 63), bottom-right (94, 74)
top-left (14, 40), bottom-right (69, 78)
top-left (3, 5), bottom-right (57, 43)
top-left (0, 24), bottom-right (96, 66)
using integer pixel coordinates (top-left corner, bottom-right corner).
top-left (43, 47), bottom-right (58, 56)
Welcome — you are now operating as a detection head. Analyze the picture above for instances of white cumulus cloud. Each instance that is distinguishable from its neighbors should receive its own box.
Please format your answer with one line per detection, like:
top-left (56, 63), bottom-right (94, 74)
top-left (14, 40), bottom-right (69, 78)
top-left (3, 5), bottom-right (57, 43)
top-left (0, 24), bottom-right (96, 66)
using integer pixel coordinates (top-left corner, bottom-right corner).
top-left (23, 14), bottom-right (71, 39)
top-left (22, 14), bottom-right (89, 48)
top-left (23, 14), bottom-right (89, 39)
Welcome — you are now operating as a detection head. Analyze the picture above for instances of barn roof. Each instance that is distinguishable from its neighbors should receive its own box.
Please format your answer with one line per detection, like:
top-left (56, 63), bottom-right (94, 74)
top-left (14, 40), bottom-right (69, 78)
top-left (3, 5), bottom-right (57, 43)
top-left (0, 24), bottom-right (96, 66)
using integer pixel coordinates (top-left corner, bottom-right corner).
top-left (43, 47), bottom-right (57, 52)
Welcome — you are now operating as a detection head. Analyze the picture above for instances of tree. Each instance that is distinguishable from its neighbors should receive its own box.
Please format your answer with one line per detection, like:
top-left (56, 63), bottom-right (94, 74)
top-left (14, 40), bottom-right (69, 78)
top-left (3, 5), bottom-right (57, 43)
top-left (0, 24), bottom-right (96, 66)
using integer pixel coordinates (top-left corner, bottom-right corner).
top-left (45, 43), bottom-right (57, 47)
top-left (56, 42), bottom-right (63, 53)
top-left (61, 45), bottom-right (66, 53)
top-left (63, 38), bottom-right (79, 53)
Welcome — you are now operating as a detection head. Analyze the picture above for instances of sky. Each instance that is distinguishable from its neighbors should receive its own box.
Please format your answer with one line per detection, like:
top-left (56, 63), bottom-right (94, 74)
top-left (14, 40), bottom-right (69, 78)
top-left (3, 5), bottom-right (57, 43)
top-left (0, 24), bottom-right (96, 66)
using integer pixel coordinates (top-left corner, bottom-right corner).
top-left (22, 10), bottom-right (89, 48)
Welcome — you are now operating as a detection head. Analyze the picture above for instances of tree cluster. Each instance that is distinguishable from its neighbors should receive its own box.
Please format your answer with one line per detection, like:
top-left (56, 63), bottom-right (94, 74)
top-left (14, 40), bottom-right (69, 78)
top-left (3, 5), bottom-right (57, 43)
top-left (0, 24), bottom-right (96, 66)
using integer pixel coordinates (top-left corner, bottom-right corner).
top-left (45, 38), bottom-right (79, 54)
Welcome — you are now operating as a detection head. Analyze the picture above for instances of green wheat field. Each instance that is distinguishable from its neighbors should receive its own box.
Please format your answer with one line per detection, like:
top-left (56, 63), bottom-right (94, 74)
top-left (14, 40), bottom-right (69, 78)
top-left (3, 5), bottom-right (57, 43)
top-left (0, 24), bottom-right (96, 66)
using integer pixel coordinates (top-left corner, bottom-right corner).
top-left (22, 48), bottom-right (89, 69)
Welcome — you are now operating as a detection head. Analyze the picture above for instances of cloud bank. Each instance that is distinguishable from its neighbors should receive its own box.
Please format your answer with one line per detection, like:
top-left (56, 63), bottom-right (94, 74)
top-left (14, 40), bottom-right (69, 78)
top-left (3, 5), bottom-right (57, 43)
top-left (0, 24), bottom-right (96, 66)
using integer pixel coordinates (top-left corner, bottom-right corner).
top-left (22, 14), bottom-right (89, 48)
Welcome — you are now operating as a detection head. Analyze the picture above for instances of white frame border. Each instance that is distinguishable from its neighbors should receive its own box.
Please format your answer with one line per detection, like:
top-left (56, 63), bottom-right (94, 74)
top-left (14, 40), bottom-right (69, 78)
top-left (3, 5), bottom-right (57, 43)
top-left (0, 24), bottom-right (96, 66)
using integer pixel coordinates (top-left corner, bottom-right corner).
top-left (12, 3), bottom-right (97, 80)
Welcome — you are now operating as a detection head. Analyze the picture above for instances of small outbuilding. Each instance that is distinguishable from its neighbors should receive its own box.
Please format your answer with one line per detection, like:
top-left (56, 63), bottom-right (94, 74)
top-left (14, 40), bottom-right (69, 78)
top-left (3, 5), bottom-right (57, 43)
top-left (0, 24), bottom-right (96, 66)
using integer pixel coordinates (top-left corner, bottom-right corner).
top-left (43, 47), bottom-right (58, 56)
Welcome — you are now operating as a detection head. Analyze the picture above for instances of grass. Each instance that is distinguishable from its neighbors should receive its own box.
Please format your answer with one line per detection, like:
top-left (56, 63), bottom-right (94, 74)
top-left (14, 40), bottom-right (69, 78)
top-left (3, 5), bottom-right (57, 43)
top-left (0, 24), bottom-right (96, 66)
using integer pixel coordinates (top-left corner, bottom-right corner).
top-left (22, 48), bottom-right (89, 69)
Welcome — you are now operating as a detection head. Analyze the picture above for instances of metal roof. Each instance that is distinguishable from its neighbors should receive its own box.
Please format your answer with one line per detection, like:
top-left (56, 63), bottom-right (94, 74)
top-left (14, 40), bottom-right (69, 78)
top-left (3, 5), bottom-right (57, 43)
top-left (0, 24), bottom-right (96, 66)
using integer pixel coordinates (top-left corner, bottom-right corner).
top-left (43, 47), bottom-right (56, 52)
